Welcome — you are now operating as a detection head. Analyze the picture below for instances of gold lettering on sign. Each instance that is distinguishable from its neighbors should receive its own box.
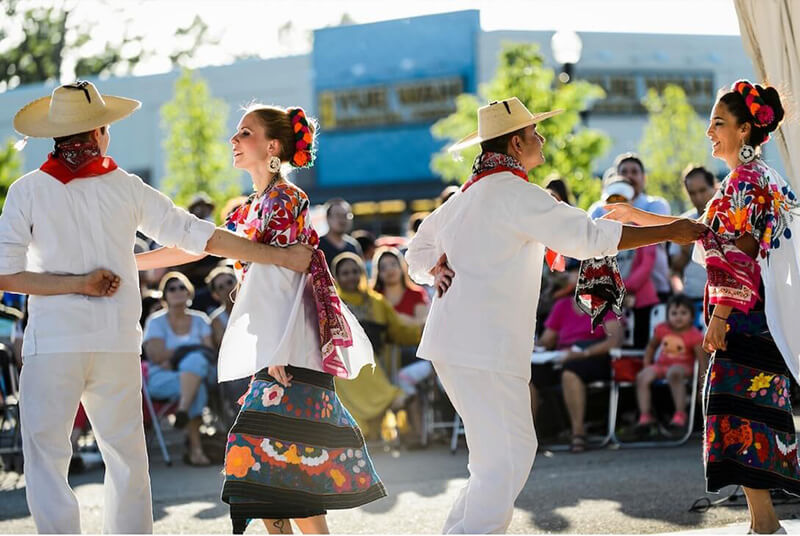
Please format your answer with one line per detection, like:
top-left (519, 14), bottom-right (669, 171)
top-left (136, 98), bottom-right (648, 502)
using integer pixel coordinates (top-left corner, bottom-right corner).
top-left (318, 77), bottom-right (464, 130)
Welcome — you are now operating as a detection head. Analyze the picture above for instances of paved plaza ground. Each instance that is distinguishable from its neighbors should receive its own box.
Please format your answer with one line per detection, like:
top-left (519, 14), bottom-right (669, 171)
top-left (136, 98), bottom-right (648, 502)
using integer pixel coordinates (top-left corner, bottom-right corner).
top-left (2, 434), bottom-right (798, 533)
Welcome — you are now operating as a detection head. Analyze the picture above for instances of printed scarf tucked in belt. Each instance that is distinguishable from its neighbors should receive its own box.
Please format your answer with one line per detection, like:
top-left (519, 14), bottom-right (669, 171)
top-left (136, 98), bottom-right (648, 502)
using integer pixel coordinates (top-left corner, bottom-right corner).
top-left (39, 141), bottom-right (118, 184)
top-left (463, 151), bottom-right (565, 271)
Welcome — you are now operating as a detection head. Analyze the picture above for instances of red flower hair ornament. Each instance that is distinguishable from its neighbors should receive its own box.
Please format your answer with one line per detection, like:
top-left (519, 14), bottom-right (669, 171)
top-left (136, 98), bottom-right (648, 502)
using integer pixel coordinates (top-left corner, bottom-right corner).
top-left (732, 80), bottom-right (775, 128)
top-left (287, 107), bottom-right (317, 169)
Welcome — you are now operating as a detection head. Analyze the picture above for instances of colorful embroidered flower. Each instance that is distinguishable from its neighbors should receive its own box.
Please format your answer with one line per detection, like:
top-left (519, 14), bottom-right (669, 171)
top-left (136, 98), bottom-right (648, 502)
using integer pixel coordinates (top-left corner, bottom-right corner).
top-left (226, 445), bottom-right (256, 478)
top-left (261, 384), bottom-right (285, 407)
top-left (329, 468), bottom-right (347, 488)
top-left (748, 373), bottom-right (775, 392)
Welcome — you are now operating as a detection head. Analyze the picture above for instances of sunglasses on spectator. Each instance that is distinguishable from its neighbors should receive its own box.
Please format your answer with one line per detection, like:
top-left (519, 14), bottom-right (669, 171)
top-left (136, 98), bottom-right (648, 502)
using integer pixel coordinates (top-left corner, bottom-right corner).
top-left (166, 284), bottom-right (187, 292)
top-left (214, 278), bottom-right (236, 291)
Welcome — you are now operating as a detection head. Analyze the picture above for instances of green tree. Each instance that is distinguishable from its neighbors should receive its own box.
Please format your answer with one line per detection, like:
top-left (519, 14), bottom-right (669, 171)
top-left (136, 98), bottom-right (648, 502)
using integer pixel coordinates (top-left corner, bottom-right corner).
top-left (430, 43), bottom-right (611, 209)
top-left (0, 139), bottom-right (23, 209)
top-left (639, 84), bottom-right (711, 211)
top-left (160, 70), bottom-right (239, 216)
top-left (0, 1), bottom-right (217, 91)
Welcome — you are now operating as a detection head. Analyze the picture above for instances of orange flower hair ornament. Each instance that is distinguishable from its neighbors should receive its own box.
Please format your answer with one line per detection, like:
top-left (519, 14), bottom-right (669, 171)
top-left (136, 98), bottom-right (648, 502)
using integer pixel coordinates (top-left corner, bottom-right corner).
top-left (287, 107), bottom-right (316, 169)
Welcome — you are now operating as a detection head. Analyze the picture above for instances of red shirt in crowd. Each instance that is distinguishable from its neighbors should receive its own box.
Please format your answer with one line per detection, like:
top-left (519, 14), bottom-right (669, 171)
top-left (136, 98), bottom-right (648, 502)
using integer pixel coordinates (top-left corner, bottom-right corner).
top-left (392, 286), bottom-right (430, 316)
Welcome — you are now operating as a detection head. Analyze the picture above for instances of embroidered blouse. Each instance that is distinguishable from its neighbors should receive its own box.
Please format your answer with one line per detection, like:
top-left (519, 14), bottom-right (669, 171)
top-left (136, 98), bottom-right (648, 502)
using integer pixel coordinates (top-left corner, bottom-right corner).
top-left (702, 160), bottom-right (799, 315)
top-left (218, 182), bottom-right (372, 380)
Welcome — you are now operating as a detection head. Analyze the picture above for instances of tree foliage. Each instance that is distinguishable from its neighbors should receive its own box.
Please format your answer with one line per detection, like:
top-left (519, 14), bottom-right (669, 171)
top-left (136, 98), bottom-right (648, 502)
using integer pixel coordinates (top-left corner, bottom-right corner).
top-left (639, 84), bottom-right (711, 211)
top-left (0, 0), bottom-right (216, 91)
top-left (0, 139), bottom-right (23, 210)
top-left (160, 70), bottom-right (239, 216)
top-left (430, 43), bottom-right (611, 209)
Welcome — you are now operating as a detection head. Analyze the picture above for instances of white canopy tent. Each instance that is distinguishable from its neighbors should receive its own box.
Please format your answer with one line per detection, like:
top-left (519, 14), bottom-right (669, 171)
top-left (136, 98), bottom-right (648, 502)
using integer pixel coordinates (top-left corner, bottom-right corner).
top-left (735, 0), bottom-right (800, 188)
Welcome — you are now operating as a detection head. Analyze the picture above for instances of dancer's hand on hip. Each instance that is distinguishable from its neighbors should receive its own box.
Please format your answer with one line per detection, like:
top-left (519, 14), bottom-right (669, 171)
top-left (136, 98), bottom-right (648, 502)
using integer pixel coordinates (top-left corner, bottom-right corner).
top-left (703, 316), bottom-right (728, 353)
top-left (431, 254), bottom-right (454, 297)
top-left (268, 365), bottom-right (293, 387)
top-left (81, 269), bottom-right (121, 297)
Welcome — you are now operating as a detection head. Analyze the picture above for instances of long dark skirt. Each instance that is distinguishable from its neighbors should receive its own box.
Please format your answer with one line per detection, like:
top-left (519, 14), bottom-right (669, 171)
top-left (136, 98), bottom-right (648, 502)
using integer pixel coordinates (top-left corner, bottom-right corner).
top-left (703, 310), bottom-right (800, 495)
top-left (221, 366), bottom-right (386, 533)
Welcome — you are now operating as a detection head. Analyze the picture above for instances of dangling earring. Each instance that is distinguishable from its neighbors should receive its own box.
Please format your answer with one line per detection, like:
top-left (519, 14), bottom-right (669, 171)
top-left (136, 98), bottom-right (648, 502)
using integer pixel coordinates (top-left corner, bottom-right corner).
top-left (738, 143), bottom-right (755, 164)
top-left (268, 156), bottom-right (281, 173)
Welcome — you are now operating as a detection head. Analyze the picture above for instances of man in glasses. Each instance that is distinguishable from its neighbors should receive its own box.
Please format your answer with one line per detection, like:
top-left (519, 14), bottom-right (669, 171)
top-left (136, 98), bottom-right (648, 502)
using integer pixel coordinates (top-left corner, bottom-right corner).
top-left (318, 198), bottom-right (363, 268)
top-left (2, 81), bottom-right (312, 533)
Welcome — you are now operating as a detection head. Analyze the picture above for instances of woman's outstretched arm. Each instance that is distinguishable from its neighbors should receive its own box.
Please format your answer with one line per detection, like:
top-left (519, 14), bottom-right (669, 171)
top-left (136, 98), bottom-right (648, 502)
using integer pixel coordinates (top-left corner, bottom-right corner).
top-left (136, 228), bottom-right (313, 273)
top-left (136, 247), bottom-right (206, 271)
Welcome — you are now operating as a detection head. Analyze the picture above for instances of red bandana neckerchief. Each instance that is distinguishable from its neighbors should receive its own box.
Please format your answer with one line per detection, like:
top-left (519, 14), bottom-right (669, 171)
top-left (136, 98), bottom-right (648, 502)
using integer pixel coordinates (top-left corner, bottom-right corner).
top-left (462, 151), bottom-right (565, 271)
top-left (40, 141), bottom-right (118, 184)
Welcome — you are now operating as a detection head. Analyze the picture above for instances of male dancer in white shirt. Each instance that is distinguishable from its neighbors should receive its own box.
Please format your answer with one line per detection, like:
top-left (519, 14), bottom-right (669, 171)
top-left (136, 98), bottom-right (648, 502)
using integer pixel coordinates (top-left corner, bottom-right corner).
top-left (0, 81), bottom-right (311, 533)
top-left (406, 97), bottom-right (705, 534)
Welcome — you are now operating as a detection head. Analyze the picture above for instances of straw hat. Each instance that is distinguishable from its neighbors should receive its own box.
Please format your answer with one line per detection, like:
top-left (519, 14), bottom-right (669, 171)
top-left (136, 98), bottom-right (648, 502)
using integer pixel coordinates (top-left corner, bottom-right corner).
top-left (448, 97), bottom-right (563, 152)
top-left (13, 80), bottom-right (141, 138)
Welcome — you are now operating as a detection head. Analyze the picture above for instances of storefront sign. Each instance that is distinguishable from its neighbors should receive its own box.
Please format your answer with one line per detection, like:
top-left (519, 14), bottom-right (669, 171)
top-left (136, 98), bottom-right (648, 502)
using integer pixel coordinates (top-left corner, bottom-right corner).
top-left (580, 71), bottom-right (714, 114)
top-left (318, 76), bottom-right (463, 130)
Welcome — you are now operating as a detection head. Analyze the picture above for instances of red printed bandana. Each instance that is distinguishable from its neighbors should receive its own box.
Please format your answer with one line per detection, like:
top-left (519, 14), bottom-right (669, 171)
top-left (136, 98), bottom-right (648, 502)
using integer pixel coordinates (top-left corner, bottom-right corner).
top-left (40, 141), bottom-right (118, 184)
top-left (463, 151), bottom-right (565, 271)
top-left (461, 151), bottom-right (528, 192)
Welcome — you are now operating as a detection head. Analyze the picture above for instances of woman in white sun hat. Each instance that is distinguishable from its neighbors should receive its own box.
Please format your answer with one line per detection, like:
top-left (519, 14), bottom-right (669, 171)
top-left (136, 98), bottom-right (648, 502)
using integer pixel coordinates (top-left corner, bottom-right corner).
top-left (405, 97), bottom-right (707, 534)
top-left (1, 81), bottom-right (312, 534)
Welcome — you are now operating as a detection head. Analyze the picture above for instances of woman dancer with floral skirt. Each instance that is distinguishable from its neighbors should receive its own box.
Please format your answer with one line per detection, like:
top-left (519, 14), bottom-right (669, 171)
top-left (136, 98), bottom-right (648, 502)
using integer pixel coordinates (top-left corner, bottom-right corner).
top-left (138, 105), bottom-right (383, 534)
top-left (606, 81), bottom-right (800, 534)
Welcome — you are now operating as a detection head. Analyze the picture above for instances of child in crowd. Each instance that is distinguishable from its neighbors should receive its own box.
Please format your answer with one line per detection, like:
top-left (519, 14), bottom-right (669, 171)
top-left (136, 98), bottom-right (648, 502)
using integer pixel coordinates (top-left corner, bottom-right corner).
top-left (636, 294), bottom-right (706, 429)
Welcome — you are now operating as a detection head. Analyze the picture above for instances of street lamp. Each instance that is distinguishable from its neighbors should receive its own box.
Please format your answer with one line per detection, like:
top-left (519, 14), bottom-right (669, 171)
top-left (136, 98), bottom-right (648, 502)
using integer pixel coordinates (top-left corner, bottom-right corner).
top-left (551, 30), bottom-right (583, 84)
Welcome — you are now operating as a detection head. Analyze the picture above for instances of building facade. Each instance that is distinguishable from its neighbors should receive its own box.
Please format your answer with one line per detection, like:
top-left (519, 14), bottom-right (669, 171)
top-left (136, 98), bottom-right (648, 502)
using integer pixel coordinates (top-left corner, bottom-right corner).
top-left (0, 10), bottom-right (765, 233)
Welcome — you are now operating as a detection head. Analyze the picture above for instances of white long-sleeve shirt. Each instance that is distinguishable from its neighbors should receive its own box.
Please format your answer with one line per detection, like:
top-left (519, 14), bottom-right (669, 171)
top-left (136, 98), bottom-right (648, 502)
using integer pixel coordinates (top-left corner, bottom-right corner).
top-left (0, 167), bottom-right (216, 356)
top-left (405, 171), bottom-right (623, 379)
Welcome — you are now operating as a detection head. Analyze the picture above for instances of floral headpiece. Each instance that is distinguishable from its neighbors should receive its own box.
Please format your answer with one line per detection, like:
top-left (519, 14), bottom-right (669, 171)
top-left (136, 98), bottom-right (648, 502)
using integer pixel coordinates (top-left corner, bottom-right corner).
top-left (732, 80), bottom-right (775, 128)
top-left (287, 107), bottom-right (316, 168)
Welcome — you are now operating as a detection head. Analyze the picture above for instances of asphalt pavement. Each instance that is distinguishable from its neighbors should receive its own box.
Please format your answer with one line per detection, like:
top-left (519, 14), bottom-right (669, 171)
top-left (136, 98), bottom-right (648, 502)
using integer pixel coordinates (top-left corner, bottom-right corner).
top-left (2, 435), bottom-right (798, 533)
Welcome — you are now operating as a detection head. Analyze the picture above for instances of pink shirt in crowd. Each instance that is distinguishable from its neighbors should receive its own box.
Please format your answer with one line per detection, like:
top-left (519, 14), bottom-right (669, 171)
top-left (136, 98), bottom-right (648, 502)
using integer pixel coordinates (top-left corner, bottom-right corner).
top-left (653, 323), bottom-right (704, 368)
top-left (624, 245), bottom-right (660, 308)
top-left (544, 296), bottom-right (616, 349)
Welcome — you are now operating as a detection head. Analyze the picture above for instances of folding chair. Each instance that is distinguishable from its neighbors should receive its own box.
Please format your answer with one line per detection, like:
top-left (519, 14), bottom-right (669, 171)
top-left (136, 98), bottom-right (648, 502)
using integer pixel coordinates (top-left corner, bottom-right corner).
top-left (539, 379), bottom-right (616, 452)
top-left (609, 304), bottom-right (702, 447)
top-left (413, 369), bottom-right (464, 451)
top-left (0, 342), bottom-right (23, 472)
top-left (140, 360), bottom-right (174, 466)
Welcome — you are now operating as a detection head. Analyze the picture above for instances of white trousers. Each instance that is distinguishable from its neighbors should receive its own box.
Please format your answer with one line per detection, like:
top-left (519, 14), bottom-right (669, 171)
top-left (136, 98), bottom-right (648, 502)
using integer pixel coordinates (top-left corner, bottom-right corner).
top-left (433, 361), bottom-right (537, 534)
top-left (19, 352), bottom-right (153, 534)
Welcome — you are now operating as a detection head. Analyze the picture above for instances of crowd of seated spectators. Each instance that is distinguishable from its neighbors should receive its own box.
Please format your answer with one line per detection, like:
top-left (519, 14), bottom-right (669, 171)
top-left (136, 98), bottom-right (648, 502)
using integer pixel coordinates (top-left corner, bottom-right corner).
top-left (531, 153), bottom-right (720, 450)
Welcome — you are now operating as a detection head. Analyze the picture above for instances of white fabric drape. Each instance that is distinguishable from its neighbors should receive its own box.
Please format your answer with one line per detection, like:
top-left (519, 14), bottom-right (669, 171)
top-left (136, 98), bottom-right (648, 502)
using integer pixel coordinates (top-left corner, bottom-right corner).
top-left (734, 0), bottom-right (800, 189)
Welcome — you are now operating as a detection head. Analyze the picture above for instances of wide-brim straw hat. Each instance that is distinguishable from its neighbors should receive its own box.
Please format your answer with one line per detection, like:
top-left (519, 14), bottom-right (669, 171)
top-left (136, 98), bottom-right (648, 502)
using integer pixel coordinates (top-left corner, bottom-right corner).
top-left (13, 80), bottom-right (141, 138)
top-left (448, 97), bottom-right (563, 152)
